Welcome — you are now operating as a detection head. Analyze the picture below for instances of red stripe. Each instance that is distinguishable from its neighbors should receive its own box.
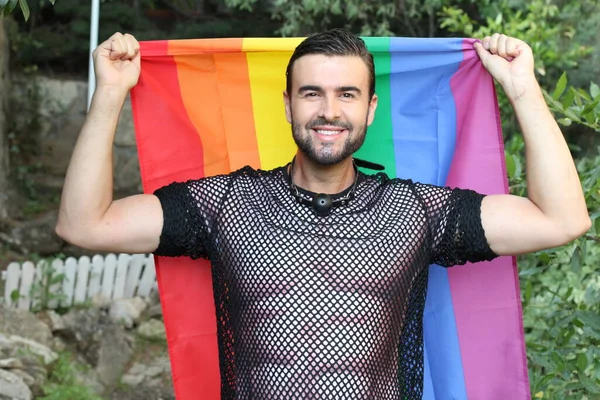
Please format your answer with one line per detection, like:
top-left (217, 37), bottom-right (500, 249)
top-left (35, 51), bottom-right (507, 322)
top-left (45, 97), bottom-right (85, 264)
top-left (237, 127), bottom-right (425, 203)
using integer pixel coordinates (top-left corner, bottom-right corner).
top-left (131, 40), bottom-right (221, 399)
top-left (133, 40), bottom-right (205, 191)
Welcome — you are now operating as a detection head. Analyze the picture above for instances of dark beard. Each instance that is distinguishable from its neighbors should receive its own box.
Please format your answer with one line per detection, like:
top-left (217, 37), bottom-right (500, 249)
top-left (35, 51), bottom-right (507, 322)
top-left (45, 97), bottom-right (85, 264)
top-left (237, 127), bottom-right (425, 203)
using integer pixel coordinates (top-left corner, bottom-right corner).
top-left (291, 117), bottom-right (368, 165)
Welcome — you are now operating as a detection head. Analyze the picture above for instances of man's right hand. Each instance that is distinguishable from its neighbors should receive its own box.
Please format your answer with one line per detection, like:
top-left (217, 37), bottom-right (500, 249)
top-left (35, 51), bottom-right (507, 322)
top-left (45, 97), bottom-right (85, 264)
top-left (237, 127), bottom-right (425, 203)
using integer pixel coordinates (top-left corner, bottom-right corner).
top-left (93, 32), bottom-right (141, 92)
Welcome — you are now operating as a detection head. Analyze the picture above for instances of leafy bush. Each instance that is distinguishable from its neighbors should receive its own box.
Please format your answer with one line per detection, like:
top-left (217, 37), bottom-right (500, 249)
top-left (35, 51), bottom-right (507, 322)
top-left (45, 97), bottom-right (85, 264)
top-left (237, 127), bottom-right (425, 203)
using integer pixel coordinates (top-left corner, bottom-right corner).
top-left (505, 77), bottom-right (600, 398)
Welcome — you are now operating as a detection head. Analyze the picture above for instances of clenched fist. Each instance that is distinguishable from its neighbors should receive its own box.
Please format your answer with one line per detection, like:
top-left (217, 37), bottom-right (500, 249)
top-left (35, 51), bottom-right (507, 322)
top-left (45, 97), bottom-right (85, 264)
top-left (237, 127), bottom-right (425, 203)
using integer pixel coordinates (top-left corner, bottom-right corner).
top-left (473, 33), bottom-right (536, 103)
top-left (92, 32), bottom-right (141, 93)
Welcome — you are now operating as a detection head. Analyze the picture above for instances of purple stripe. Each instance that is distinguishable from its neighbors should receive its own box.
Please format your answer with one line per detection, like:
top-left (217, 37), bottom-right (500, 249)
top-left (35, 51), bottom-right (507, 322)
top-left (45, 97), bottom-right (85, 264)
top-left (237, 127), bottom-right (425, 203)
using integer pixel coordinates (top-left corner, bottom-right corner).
top-left (446, 39), bottom-right (531, 399)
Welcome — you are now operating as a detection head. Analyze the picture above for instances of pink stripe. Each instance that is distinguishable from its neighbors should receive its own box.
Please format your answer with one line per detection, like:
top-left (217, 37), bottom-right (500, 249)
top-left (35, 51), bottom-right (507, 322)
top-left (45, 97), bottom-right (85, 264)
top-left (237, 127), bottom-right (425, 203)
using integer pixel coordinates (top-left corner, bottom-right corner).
top-left (446, 39), bottom-right (531, 399)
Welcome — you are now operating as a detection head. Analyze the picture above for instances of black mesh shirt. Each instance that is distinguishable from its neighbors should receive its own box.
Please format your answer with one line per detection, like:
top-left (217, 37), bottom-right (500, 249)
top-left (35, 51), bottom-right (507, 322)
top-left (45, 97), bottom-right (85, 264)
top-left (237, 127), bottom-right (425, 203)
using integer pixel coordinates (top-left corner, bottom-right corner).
top-left (153, 165), bottom-right (498, 399)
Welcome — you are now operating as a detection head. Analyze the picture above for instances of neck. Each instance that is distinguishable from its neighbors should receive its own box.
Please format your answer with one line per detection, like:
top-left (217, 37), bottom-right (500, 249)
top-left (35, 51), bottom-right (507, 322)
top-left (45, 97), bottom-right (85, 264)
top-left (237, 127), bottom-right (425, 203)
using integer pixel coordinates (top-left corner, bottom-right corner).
top-left (290, 152), bottom-right (356, 194)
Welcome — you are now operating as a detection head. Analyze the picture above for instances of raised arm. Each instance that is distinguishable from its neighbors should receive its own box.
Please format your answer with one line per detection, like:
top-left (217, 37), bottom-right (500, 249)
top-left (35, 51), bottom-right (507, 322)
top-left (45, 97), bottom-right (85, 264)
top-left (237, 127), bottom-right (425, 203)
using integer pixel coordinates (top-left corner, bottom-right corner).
top-left (55, 33), bottom-right (163, 253)
top-left (474, 34), bottom-right (591, 255)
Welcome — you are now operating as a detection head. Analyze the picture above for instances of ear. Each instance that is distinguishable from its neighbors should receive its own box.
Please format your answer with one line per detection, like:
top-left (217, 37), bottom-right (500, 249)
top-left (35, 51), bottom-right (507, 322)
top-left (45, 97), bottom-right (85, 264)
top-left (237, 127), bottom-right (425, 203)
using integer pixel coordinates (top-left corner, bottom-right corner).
top-left (367, 94), bottom-right (378, 126)
top-left (283, 90), bottom-right (292, 124)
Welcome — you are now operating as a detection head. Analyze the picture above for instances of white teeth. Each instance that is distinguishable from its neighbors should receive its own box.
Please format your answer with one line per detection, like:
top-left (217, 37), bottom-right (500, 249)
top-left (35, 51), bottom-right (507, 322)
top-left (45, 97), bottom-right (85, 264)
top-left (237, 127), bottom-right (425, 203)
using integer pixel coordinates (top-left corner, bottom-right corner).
top-left (315, 129), bottom-right (341, 135)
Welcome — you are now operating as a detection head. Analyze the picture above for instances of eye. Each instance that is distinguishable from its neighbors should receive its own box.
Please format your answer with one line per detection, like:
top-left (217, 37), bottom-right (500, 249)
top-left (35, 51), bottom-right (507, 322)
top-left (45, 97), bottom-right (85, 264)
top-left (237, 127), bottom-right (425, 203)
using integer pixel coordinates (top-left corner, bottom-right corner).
top-left (341, 92), bottom-right (355, 99)
top-left (304, 92), bottom-right (319, 97)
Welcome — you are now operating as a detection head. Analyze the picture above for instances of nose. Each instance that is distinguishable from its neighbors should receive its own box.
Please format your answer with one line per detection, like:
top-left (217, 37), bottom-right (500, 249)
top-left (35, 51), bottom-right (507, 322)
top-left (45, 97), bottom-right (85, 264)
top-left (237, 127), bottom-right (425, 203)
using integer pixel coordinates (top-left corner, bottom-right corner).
top-left (318, 95), bottom-right (341, 121)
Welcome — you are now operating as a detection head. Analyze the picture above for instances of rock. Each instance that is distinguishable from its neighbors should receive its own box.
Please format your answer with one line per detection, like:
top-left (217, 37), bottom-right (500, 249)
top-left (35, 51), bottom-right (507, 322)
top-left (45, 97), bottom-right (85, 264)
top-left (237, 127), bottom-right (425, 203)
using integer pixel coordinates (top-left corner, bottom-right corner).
top-left (121, 356), bottom-right (171, 388)
top-left (0, 358), bottom-right (23, 368)
top-left (0, 334), bottom-right (58, 364)
top-left (8, 211), bottom-right (63, 255)
top-left (137, 320), bottom-right (166, 341)
top-left (114, 98), bottom-right (136, 147)
top-left (0, 369), bottom-right (32, 400)
top-left (59, 308), bottom-right (133, 387)
top-left (37, 310), bottom-right (66, 332)
top-left (0, 333), bottom-right (57, 395)
top-left (0, 306), bottom-right (53, 347)
top-left (109, 297), bottom-right (148, 329)
top-left (114, 150), bottom-right (142, 193)
top-left (36, 77), bottom-right (87, 118)
top-left (147, 289), bottom-right (161, 307)
top-left (146, 304), bottom-right (163, 319)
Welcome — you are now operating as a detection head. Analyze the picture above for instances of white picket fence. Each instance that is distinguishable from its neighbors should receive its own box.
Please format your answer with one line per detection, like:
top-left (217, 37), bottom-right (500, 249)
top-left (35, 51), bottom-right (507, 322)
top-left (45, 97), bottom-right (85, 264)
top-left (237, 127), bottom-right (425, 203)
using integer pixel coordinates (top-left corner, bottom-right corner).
top-left (1, 253), bottom-right (157, 311)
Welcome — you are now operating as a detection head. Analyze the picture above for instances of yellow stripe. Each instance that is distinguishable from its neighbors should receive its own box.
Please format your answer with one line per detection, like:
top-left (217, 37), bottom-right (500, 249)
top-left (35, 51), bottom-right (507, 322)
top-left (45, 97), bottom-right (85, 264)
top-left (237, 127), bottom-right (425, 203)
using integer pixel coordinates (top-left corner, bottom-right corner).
top-left (244, 38), bottom-right (304, 169)
top-left (243, 37), bottom-right (305, 52)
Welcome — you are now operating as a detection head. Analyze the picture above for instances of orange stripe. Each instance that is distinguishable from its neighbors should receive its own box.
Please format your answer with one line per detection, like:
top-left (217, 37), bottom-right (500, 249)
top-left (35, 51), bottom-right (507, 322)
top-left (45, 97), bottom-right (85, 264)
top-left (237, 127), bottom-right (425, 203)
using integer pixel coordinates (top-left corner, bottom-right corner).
top-left (167, 39), bottom-right (259, 176)
top-left (167, 38), bottom-right (245, 54)
top-left (214, 52), bottom-right (261, 171)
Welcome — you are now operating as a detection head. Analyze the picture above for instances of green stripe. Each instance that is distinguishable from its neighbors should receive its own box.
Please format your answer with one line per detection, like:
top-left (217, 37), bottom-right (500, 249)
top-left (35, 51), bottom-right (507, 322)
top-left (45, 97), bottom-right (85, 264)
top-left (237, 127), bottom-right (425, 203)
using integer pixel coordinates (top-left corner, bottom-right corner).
top-left (357, 37), bottom-right (396, 177)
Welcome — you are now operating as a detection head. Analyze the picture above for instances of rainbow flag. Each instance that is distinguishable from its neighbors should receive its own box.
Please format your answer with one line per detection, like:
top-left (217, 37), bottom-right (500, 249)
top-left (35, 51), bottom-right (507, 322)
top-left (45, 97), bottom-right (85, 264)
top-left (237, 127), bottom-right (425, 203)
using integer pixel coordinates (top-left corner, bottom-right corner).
top-left (130, 37), bottom-right (531, 399)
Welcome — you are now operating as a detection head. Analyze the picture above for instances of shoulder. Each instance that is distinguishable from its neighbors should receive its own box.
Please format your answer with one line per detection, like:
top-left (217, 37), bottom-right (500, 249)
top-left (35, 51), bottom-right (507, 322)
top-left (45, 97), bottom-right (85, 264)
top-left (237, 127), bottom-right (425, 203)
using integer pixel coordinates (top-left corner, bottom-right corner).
top-left (360, 171), bottom-right (419, 193)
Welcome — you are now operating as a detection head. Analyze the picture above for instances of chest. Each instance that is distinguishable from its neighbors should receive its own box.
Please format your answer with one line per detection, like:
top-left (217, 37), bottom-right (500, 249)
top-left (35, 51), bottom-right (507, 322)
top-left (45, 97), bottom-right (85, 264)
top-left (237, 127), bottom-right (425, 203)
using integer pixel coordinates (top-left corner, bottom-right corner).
top-left (213, 205), bottom-right (432, 302)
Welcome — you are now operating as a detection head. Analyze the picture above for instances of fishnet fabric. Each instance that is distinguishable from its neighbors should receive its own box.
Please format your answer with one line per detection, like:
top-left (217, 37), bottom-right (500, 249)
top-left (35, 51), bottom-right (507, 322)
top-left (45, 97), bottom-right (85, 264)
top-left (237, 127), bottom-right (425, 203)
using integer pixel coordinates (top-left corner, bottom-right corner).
top-left (154, 165), bottom-right (497, 399)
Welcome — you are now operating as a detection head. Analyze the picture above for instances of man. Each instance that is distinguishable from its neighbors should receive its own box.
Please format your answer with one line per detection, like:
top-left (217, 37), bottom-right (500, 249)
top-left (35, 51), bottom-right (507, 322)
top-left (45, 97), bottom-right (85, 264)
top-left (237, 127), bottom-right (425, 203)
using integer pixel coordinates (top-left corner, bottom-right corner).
top-left (56, 29), bottom-right (590, 399)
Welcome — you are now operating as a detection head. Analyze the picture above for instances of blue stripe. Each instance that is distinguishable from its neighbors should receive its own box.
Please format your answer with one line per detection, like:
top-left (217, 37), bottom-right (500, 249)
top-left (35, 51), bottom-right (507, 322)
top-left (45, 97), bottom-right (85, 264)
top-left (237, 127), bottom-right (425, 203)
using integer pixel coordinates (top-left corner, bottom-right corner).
top-left (388, 37), bottom-right (468, 399)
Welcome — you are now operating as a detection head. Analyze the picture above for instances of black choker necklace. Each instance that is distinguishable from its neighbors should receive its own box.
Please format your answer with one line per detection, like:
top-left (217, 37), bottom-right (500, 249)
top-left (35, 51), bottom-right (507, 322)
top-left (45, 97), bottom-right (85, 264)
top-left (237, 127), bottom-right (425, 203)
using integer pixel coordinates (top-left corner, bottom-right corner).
top-left (288, 159), bottom-right (359, 216)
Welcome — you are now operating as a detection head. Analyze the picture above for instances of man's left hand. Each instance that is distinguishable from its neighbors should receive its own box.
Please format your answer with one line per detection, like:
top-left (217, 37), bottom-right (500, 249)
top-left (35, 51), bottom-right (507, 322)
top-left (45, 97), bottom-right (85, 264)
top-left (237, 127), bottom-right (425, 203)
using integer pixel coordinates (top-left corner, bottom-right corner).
top-left (474, 33), bottom-right (536, 102)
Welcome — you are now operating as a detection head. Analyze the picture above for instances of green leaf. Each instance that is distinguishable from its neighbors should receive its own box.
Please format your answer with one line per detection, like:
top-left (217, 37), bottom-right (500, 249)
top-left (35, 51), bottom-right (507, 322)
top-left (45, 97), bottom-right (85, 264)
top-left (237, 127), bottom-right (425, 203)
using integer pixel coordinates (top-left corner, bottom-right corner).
top-left (579, 373), bottom-right (600, 394)
top-left (577, 310), bottom-right (600, 332)
top-left (565, 286), bottom-right (573, 299)
top-left (577, 353), bottom-right (587, 372)
top-left (595, 216), bottom-right (600, 234)
top-left (582, 98), bottom-right (600, 115)
top-left (561, 88), bottom-right (576, 110)
top-left (6, 0), bottom-right (17, 12)
top-left (17, 0), bottom-right (29, 20)
top-left (524, 280), bottom-right (532, 303)
top-left (10, 289), bottom-right (20, 303)
top-left (538, 252), bottom-right (550, 263)
top-left (570, 246), bottom-right (581, 273)
top-left (591, 82), bottom-right (600, 99)
top-left (550, 352), bottom-right (565, 370)
top-left (494, 12), bottom-right (503, 25)
top-left (48, 0), bottom-right (56, 4)
top-left (572, 318), bottom-right (584, 328)
top-left (552, 72), bottom-right (567, 100)
top-left (505, 152), bottom-right (516, 179)
top-left (557, 118), bottom-right (572, 126)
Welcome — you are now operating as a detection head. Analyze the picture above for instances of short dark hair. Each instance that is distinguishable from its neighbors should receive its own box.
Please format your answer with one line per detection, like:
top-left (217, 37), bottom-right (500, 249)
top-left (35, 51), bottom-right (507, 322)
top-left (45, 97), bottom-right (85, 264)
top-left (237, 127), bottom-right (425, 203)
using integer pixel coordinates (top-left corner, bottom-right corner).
top-left (286, 29), bottom-right (376, 99)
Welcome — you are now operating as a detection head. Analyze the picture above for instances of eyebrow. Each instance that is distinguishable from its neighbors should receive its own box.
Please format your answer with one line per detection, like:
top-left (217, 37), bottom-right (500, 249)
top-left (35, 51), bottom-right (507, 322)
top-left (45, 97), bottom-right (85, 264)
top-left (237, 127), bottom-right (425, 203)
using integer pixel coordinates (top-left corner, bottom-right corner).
top-left (298, 85), bottom-right (362, 95)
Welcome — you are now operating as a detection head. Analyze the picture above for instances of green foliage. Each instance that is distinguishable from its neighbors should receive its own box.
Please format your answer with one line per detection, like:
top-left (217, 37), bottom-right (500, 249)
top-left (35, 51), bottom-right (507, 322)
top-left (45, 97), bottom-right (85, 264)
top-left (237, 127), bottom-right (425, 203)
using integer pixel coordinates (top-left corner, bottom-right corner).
top-left (29, 256), bottom-right (66, 312)
top-left (225, 0), bottom-right (494, 37)
top-left (0, 0), bottom-right (55, 21)
top-left (8, 0), bottom-right (161, 75)
top-left (439, 0), bottom-right (593, 140)
top-left (7, 0), bottom-right (278, 74)
top-left (40, 352), bottom-right (103, 400)
top-left (544, 73), bottom-right (600, 132)
top-left (505, 85), bottom-right (600, 397)
top-left (439, 0), bottom-right (590, 82)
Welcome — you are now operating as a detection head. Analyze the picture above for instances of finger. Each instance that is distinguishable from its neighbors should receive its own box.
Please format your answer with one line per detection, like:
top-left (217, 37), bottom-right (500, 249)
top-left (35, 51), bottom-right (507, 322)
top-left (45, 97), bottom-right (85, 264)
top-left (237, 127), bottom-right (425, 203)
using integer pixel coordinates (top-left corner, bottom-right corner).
top-left (103, 32), bottom-right (126, 60)
top-left (473, 41), bottom-right (491, 65)
top-left (505, 37), bottom-right (521, 58)
top-left (497, 34), bottom-right (508, 58)
top-left (94, 33), bottom-right (120, 59)
top-left (488, 33), bottom-right (501, 54)
top-left (114, 34), bottom-right (129, 61)
top-left (123, 34), bottom-right (140, 60)
top-left (482, 36), bottom-right (491, 50)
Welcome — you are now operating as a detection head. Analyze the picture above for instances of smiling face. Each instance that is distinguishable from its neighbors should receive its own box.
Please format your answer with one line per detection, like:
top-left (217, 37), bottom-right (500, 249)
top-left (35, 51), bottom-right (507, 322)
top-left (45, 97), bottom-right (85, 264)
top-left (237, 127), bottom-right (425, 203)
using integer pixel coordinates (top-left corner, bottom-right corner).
top-left (284, 54), bottom-right (378, 166)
